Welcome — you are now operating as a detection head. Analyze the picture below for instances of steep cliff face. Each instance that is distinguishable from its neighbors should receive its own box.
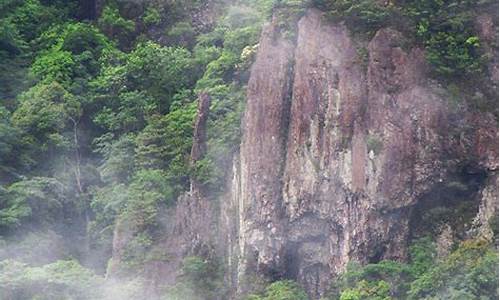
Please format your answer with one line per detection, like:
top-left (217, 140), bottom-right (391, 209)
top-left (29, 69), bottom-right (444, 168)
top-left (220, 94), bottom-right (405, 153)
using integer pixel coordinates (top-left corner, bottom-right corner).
top-left (226, 8), bottom-right (498, 298)
top-left (106, 7), bottom-right (498, 300)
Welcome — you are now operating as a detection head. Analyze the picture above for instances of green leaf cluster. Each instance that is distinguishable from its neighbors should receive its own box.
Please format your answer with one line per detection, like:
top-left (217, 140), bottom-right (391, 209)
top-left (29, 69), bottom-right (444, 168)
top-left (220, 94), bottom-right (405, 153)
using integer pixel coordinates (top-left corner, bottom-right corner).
top-left (247, 280), bottom-right (309, 300)
top-left (330, 237), bottom-right (498, 300)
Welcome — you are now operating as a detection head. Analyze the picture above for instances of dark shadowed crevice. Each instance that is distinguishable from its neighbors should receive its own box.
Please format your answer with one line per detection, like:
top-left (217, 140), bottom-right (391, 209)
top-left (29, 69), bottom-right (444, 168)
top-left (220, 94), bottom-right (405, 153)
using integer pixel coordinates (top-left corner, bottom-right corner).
top-left (409, 165), bottom-right (488, 240)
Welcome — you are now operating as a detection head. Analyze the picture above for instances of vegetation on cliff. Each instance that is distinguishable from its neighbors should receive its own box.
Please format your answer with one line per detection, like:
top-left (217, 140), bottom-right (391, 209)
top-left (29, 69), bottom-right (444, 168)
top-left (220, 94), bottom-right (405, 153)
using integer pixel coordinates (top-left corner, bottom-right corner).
top-left (0, 0), bottom-right (497, 299)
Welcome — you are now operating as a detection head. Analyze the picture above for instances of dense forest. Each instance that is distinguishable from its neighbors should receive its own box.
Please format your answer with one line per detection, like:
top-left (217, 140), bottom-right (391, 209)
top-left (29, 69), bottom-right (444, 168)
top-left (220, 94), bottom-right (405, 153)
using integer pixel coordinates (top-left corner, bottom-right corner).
top-left (0, 0), bottom-right (498, 299)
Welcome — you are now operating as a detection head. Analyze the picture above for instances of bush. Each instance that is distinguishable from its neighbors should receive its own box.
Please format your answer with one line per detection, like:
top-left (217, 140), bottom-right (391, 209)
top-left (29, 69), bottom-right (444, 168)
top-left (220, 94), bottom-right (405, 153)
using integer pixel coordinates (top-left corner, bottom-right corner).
top-left (167, 21), bottom-right (196, 48)
top-left (408, 237), bottom-right (437, 278)
top-left (0, 259), bottom-right (104, 299)
top-left (142, 6), bottom-right (161, 26)
top-left (164, 256), bottom-right (223, 300)
top-left (340, 280), bottom-right (391, 300)
top-left (331, 238), bottom-right (498, 300)
top-left (98, 6), bottom-right (135, 48)
top-left (32, 22), bottom-right (112, 82)
top-left (12, 82), bottom-right (80, 158)
top-left (408, 238), bottom-right (498, 300)
top-left (247, 280), bottom-right (309, 300)
top-left (0, 185), bottom-right (31, 230)
top-left (317, 0), bottom-right (399, 34)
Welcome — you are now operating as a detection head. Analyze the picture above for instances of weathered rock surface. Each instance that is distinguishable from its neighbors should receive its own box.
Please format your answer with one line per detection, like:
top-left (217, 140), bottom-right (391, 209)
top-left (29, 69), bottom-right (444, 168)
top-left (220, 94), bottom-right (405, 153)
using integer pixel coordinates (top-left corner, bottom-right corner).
top-left (225, 9), bottom-right (498, 299)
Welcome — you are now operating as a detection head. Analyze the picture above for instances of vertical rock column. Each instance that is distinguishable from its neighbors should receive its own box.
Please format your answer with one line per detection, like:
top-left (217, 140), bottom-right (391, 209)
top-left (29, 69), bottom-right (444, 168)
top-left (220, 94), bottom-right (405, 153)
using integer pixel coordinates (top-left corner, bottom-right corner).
top-left (237, 21), bottom-right (295, 291)
top-left (190, 92), bottom-right (212, 198)
top-left (281, 9), bottom-right (367, 297)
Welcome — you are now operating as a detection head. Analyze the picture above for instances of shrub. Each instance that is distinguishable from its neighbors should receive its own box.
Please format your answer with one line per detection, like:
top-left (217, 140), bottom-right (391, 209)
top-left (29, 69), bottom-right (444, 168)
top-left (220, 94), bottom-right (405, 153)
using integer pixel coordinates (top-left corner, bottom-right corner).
top-left (142, 6), bottom-right (161, 26)
top-left (167, 21), bottom-right (196, 48)
top-left (0, 259), bottom-right (103, 299)
top-left (98, 6), bottom-right (135, 47)
top-left (340, 280), bottom-right (392, 300)
top-left (366, 134), bottom-right (383, 155)
top-left (317, 0), bottom-right (399, 34)
top-left (247, 280), bottom-right (309, 300)
top-left (408, 238), bottom-right (498, 299)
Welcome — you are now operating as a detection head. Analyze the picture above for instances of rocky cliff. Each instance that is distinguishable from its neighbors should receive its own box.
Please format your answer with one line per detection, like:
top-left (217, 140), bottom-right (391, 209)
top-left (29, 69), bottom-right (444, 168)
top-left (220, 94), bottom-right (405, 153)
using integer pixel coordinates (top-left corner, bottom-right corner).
top-left (108, 8), bottom-right (498, 300)
top-left (222, 8), bottom-right (498, 298)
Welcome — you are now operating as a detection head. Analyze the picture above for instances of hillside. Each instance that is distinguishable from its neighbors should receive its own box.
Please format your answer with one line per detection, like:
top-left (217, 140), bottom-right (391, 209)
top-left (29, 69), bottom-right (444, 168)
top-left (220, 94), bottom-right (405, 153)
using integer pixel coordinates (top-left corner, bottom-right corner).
top-left (0, 0), bottom-right (498, 299)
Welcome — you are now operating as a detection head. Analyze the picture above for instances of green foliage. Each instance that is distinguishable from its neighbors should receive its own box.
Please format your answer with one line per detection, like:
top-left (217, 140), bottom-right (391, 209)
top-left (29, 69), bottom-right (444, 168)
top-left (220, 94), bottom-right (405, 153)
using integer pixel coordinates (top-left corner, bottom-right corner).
top-left (32, 49), bottom-right (76, 83)
top-left (88, 183), bottom-right (128, 260)
top-left (223, 25), bottom-right (261, 54)
top-left (94, 90), bottom-right (156, 132)
top-left (167, 21), bottom-right (196, 48)
top-left (32, 22), bottom-right (112, 83)
top-left (1, 0), bottom-right (67, 43)
top-left (408, 238), bottom-right (498, 300)
top-left (164, 255), bottom-right (223, 300)
top-left (93, 133), bottom-right (136, 183)
top-left (126, 42), bottom-right (194, 98)
top-left (424, 31), bottom-right (482, 78)
top-left (332, 237), bottom-right (498, 300)
top-left (196, 51), bottom-right (239, 89)
top-left (340, 280), bottom-right (392, 300)
top-left (201, 84), bottom-right (245, 190)
top-left (135, 100), bottom-right (196, 170)
top-left (406, 0), bottom-right (486, 78)
top-left (98, 6), bottom-right (135, 48)
top-left (332, 260), bottom-right (411, 299)
top-left (91, 168), bottom-right (173, 273)
top-left (5, 177), bottom-right (69, 227)
top-left (0, 17), bottom-right (25, 56)
top-left (316, 0), bottom-right (398, 34)
top-left (142, 6), bottom-right (162, 26)
top-left (408, 237), bottom-right (437, 278)
top-left (12, 82), bottom-right (80, 164)
top-left (134, 100), bottom-right (197, 192)
top-left (159, 102), bottom-right (198, 187)
top-left (366, 134), bottom-right (383, 155)
top-left (0, 185), bottom-right (31, 229)
top-left (247, 280), bottom-right (309, 300)
top-left (0, 106), bottom-right (20, 176)
top-left (0, 259), bottom-right (103, 299)
top-left (315, 0), bottom-right (489, 81)
top-left (91, 42), bottom-right (195, 134)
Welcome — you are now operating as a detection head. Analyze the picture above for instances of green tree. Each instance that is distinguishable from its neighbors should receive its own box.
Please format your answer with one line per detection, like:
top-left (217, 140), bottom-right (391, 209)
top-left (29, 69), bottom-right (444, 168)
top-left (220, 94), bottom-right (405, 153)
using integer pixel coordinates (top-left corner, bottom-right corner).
top-left (98, 6), bottom-right (135, 48)
top-left (0, 259), bottom-right (103, 299)
top-left (0, 185), bottom-right (31, 230)
top-left (91, 42), bottom-right (195, 134)
top-left (248, 280), bottom-right (309, 300)
top-left (93, 133), bottom-right (136, 183)
top-left (408, 238), bottom-right (498, 300)
top-left (12, 82), bottom-right (81, 166)
top-left (340, 280), bottom-right (392, 300)
top-left (32, 22), bottom-right (112, 84)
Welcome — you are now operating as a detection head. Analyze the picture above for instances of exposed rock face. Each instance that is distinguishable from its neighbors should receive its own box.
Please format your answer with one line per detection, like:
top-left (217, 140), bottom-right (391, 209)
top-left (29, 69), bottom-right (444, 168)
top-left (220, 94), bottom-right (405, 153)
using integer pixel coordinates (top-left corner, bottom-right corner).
top-left (236, 16), bottom-right (295, 288)
top-left (225, 9), bottom-right (498, 299)
top-left (108, 8), bottom-right (498, 300)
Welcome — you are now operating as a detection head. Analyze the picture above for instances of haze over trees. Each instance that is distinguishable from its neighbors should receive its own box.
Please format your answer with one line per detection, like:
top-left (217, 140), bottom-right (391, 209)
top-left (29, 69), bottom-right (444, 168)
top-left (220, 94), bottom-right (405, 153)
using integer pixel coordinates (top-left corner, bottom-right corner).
top-left (0, 0), bottom-right (497, 299)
